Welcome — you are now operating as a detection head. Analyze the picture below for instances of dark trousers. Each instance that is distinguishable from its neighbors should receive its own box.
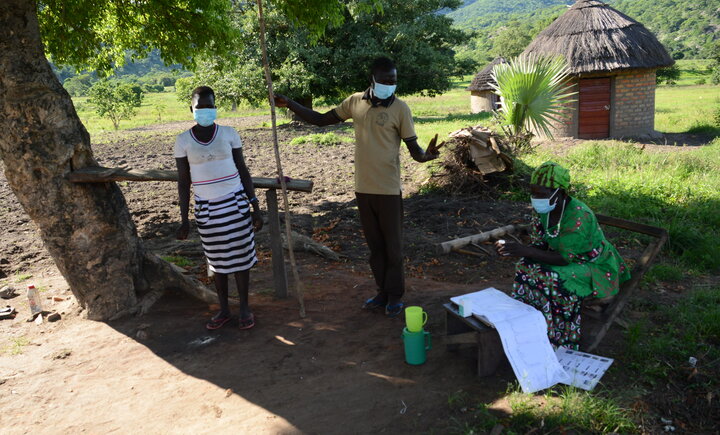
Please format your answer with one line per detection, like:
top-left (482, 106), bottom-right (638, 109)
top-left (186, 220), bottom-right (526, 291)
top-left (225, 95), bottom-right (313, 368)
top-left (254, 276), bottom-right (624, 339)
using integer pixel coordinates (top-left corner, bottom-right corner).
top-left (355, 192), bottom-right (404, 300)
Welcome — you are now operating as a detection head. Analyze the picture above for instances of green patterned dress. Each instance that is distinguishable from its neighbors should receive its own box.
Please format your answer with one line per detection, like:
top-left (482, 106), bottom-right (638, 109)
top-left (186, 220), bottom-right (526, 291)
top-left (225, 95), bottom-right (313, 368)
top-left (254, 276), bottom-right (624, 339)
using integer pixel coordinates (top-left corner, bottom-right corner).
top-left (512, 198), bottom-right (631, 349)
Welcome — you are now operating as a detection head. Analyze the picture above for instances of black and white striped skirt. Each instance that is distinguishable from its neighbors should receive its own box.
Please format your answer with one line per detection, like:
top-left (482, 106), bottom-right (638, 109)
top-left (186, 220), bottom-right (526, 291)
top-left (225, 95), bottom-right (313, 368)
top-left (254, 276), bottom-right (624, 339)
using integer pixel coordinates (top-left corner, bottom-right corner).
top-left (194, 188), bottom-right (258, 274)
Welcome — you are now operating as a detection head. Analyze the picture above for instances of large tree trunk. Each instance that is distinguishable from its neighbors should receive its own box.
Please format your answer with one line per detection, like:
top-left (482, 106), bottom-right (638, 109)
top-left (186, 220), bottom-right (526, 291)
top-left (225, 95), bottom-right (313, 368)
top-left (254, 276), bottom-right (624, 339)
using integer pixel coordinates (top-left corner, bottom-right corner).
top-left (0, 1), bottom-right (197, 320)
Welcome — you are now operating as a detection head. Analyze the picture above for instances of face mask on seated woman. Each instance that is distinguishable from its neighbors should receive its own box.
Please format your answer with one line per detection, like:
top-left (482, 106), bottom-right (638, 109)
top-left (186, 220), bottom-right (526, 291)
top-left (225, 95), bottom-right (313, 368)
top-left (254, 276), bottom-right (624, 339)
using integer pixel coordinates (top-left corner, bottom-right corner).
top-left (531, 188), bottom-right (560, 214)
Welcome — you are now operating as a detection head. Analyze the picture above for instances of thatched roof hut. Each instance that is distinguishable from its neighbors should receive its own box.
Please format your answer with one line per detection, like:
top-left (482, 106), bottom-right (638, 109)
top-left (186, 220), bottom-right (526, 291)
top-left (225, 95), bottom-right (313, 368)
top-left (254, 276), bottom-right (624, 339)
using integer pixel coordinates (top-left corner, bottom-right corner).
top-left (521, 0), bottom-right (673, 139)
top-left (468, 57), bottom-right (507, 92)
top-left (467, 57), bottom-right (506, 113)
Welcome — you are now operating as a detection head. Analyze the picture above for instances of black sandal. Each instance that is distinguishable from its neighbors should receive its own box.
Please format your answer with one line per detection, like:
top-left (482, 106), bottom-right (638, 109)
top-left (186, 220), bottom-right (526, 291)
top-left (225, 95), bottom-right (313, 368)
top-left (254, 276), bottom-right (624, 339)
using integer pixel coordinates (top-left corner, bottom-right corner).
top-left (206, 313), bottom-right (231, 330)
top-left (239, 313), bottom-right (255, 330)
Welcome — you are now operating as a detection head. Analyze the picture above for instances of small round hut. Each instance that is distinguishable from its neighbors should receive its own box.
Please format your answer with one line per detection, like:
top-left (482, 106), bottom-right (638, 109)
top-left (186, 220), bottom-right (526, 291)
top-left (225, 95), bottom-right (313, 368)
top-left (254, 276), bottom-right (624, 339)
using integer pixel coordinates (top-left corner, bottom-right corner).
top-left (522, 0), bottom-right (674, 139)
top-left (467, 57), bottom-right (507, 113)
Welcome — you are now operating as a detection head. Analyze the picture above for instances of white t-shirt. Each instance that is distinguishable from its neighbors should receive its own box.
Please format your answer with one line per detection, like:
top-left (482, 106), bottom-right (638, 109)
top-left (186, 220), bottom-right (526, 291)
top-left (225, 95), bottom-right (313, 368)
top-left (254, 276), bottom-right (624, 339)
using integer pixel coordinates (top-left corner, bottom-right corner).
top-left (174, 124), bottom-right (244, 200)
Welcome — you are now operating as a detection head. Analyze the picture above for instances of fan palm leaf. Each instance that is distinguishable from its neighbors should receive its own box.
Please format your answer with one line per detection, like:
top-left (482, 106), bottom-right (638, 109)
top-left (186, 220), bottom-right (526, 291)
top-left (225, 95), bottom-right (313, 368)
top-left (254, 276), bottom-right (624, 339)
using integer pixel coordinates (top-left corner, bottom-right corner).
top-left (491, 54), bottom-right (576, 138)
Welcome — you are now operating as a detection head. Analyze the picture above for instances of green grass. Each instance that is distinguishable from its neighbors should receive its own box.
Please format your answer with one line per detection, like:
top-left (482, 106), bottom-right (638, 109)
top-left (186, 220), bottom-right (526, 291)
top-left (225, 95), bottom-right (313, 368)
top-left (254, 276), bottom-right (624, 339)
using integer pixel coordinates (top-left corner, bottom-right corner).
top-left (667, 59), bottom-right (714, 86)
top-left (161, 255), bottom-right (193, 268)
top-left (403, 76), bottom-right (474, 117)
top-left (254, 119), bottom-right (290, 128)
top-left (645, 263), bottom-right (685, 283)
top-left (506, 387), bottom-right (637, 434)
top-left (289, 132), bottom-right (352, 146)
top-left (446, 386), bottom-right (637, 434)
top-left (623, 287), bottom-right (720, 384)
top-left (14, 273), bottom-right (32, 282)
top-left (654, 85), bottom-right (720, 135)
top-left (4, 336), bottom-right (30, 355)
top-left (73, 91), bottom-right (271, 135)
top-left (517, 138), bottom-right (720, 272)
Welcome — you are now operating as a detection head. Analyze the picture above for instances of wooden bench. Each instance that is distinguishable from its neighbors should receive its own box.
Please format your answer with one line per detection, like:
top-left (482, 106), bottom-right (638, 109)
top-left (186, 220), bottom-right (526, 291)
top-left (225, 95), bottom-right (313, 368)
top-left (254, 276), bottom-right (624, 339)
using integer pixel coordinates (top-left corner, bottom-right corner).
top-left (442, 214), bottom-right (668, 376)
top-left (67, 166), bottom-right (313, 299)
top-left (443, 302), bottom-right (508, 376)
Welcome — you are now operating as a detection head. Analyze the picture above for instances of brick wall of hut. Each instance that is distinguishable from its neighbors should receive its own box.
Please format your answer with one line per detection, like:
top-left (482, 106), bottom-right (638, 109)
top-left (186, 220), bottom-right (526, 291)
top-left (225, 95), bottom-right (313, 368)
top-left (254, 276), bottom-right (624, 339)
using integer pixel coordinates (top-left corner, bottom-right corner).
top-left (539, 70), bottom-right (657, 139)
top-left (611, 70), bottom-right (656, 138)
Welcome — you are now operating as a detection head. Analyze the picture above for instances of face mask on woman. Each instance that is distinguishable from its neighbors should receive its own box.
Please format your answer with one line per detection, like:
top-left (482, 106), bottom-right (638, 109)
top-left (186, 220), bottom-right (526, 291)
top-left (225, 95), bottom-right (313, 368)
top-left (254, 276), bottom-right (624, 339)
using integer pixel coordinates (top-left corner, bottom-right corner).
top-left (372, 77), bottom-right (396, 100)
top-left (531, 188), bottom-right (560, 214)
top-left (193, 108), bottom-right (217, 127)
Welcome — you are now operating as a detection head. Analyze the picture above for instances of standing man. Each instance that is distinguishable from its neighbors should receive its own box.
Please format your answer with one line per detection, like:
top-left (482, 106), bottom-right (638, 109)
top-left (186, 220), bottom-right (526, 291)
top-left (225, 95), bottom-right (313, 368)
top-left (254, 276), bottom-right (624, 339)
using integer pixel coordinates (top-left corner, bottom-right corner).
top-left (274, 57), bottom-right (443, 317)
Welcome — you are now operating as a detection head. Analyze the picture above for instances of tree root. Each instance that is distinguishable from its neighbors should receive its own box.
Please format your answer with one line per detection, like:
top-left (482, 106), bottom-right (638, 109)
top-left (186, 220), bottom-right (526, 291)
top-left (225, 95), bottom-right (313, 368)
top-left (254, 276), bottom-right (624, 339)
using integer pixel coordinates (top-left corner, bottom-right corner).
top-left (108, 252), bottom-right (218, 320)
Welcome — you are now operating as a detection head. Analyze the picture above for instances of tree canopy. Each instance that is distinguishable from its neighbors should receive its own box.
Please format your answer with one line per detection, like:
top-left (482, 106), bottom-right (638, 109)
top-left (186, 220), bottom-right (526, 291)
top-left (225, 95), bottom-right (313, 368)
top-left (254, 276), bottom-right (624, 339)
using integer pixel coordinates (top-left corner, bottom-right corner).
top-left (38, 0), bottom-right (238, 73)
top-left (176, 0), bottom-right (464, 107)
top-left (38, 0), bottom-right (369, 73)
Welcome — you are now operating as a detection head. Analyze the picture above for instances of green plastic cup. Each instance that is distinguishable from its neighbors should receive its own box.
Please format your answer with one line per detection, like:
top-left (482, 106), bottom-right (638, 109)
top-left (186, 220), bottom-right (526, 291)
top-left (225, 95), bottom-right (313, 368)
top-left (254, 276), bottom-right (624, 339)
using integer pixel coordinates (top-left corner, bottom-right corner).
top-left (405, 306), bottom-right (428, 332)
top-left (402, 327), bottom-right (432, 365)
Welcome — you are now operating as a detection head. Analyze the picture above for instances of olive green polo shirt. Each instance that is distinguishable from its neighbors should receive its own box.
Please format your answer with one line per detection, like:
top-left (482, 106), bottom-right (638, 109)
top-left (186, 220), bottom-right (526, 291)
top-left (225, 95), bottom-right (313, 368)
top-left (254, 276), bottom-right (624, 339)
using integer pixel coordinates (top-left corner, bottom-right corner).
top-left (333, 91), bottom-right (417, 195)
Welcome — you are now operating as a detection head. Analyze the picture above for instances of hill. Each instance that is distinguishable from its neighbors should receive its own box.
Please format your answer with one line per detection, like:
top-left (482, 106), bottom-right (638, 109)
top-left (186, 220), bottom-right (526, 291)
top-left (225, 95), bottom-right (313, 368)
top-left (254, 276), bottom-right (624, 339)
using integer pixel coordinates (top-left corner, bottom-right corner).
top-left (611, 0), bottom-right (719, 59)
top-left (448, 0), bottom-right (571, 30)
top-left (450, 0), bottom-right (720, 59)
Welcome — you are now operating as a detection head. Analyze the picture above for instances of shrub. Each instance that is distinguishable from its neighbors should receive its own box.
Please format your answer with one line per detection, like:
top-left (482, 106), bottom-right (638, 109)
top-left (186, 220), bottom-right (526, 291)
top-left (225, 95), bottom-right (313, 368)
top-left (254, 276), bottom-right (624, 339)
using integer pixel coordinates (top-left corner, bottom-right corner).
top-left (289, 133), bottom-right (350, 146)
top-left (88, 80), bottom-right (144, 129)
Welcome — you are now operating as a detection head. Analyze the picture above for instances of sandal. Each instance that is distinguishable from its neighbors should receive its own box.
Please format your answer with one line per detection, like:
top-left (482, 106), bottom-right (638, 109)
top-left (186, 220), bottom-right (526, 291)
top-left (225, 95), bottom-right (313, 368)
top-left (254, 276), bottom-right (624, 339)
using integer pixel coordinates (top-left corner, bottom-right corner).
top-left (385, 302), bottom-right (405, 318)
top-left (0, 306), bottom-right (16, 320)
top-left (362, 295), bottom-right (387, 310)
top-left (239, 313), bottom-right (255, 330)
top-left (205, 313), bottom-right (231, 330)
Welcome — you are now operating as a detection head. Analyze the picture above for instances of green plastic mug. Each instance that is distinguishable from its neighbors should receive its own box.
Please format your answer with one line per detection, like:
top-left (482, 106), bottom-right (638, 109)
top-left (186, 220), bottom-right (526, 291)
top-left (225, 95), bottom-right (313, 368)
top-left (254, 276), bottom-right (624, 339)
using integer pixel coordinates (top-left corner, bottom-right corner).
top-left (402, 327), bottom-right (432, 365)
top-left (405, 306), bottom-right (428, 332)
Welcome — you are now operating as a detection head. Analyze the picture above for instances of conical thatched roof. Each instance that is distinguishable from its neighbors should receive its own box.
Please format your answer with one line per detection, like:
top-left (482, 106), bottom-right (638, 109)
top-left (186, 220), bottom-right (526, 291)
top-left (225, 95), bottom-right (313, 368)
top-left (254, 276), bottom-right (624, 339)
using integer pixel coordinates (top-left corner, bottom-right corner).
top-left (522, 0), bottom-right (673, 74)
top-left (467, 57), bottom-right (507, 92)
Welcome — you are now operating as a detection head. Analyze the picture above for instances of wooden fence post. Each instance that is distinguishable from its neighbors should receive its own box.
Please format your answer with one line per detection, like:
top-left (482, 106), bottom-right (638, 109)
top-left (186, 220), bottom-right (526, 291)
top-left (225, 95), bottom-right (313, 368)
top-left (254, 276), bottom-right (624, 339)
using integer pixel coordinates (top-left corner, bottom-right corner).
top-left (265, 189), bottom-right (288, 298)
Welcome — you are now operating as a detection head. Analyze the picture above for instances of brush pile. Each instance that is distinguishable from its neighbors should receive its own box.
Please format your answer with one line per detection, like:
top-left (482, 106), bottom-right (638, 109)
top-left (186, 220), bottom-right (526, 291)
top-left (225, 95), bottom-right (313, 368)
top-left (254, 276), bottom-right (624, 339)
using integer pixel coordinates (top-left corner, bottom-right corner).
top-left (432, 125), bottom-right (516, 195)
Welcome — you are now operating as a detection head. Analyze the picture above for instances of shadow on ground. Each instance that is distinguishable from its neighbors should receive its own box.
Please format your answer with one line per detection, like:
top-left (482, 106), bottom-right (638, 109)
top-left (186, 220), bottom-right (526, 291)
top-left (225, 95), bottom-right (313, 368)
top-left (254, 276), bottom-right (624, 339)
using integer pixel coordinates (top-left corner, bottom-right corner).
top-left (108, 267), bottom-right (517, 434)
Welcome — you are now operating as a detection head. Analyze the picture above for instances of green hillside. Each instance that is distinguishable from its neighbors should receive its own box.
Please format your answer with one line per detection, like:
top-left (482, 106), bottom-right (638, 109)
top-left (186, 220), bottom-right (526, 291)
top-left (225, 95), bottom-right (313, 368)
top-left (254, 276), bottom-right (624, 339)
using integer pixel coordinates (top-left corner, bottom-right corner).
top-left (450, 0), bottom-right (720, 60)
top-left (448, 0), bottom-right (571, 30)
top-left (612, 0), bottom-right (720, 59)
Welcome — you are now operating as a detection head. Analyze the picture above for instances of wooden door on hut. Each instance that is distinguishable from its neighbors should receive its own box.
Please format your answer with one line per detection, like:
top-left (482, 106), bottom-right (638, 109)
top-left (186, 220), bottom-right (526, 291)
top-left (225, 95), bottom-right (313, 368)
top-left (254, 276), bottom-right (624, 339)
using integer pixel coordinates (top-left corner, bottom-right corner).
top-left (578, 78), bottom-right (611, 139)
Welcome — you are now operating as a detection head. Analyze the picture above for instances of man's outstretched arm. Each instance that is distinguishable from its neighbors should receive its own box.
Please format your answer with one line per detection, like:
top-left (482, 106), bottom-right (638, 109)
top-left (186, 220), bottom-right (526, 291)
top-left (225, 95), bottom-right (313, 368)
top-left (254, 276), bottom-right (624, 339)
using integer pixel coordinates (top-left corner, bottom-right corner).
top-left (273, 94), bottom-right (342, 127)
top-left (404, 134), bottom-right (445, 163)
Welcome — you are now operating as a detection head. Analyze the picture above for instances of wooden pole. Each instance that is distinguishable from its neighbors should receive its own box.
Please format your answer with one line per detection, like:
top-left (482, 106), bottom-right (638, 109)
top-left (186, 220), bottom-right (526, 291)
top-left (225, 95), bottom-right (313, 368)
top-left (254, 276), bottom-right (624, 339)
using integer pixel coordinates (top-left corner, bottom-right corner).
top-left (256, 0), bottom-right (306, 317)
top-left (437, 224), bottom-right (520, 255)
top-left (265, 189), bottom-right (288, 298)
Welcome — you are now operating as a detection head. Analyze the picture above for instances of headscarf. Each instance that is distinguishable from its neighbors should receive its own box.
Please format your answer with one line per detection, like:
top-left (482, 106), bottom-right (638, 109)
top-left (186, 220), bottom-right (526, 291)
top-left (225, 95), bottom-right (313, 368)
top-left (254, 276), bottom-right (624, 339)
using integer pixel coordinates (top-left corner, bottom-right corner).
top-left (530, 161), bottom-right (570, 190)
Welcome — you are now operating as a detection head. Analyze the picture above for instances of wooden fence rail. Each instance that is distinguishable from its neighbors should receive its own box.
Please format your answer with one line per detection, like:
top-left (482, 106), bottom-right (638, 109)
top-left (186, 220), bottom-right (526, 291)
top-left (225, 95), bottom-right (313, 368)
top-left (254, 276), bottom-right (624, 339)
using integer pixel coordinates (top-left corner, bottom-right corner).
top-left (67, 166), bottom-right (314, 299)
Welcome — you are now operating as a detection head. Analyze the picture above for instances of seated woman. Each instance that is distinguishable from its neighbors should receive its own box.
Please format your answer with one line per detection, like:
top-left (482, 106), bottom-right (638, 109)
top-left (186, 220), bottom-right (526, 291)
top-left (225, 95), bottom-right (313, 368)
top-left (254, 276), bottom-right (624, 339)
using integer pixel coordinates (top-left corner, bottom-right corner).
top-left (495, 161), bottom-right (630, 350)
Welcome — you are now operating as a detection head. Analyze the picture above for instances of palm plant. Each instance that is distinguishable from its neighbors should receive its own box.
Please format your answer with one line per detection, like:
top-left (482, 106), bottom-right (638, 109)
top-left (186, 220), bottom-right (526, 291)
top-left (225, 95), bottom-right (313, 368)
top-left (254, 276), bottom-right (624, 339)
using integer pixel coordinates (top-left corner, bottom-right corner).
top-left (491, 54), bottom-right (576, 149)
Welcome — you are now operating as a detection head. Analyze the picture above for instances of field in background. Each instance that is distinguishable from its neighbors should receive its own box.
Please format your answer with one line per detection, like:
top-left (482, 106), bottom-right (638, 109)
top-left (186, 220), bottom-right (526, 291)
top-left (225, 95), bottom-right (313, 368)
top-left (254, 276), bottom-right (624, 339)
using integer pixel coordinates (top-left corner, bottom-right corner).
top-left (672, 59), bottom-right (714, 86)
top-left (75, 64), bottom-right (719, 140)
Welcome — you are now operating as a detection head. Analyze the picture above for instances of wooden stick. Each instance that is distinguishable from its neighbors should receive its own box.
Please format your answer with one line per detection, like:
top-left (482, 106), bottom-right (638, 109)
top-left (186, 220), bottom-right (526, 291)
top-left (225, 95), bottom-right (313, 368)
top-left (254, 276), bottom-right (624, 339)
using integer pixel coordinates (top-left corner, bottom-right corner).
top-left (266, 189), bottom-right (288, 298)
top-left (256, 0), bottom-right (306, 317)
top-left (438, 224), bottom-right (521, 255)
top-left (67, 167), bottom-right (313, 192)
top-left (452, 247), bottom-right (486, 257)
top-left (469, 242), bottom-right (491, 255)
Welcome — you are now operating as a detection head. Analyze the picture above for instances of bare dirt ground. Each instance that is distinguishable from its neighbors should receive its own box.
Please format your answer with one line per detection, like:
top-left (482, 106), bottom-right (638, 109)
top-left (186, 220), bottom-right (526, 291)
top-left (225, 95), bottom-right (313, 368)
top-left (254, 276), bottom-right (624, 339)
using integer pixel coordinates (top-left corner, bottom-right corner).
top-left (0, 117), bottom-right (714, 433)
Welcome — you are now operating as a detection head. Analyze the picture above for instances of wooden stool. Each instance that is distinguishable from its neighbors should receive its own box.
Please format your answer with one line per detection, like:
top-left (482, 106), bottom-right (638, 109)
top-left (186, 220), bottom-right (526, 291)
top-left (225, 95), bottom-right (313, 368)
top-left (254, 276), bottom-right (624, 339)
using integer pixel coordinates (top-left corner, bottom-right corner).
top-left (443, 302), bottom-right (507, 376)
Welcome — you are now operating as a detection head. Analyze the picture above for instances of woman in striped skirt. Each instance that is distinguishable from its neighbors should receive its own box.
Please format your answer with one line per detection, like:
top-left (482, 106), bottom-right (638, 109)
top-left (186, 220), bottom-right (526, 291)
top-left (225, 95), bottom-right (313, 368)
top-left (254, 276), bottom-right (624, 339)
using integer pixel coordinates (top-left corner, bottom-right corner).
top-left (175, 86), bottom-right (262, 330)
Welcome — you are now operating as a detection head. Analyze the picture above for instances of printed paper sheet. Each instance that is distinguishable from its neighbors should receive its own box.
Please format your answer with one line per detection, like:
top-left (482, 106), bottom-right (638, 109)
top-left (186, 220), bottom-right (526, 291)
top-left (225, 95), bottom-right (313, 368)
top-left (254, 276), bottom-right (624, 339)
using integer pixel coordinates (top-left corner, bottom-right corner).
top-left (451, 288), bottom-right (570, 393)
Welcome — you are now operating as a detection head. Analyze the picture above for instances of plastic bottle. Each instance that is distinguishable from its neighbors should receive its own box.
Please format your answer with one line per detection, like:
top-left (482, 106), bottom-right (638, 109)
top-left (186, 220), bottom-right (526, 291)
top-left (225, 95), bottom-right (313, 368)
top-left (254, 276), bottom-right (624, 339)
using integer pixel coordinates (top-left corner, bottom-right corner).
top-left (27, 284), bottom-right (43, 316)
